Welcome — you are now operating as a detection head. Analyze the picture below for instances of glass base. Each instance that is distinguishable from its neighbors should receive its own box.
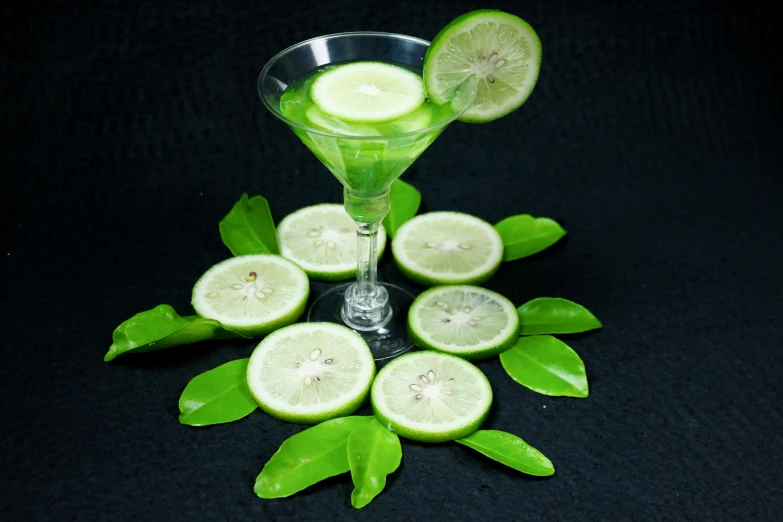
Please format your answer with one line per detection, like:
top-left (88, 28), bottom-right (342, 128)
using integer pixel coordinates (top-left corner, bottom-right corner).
top-left (307, 282), bottom-right (415, 361)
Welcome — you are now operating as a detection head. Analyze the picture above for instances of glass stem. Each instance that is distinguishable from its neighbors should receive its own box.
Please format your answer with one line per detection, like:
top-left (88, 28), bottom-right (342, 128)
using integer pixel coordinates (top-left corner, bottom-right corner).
top-left (341, 187), bottom-right (393, 331)
top-left (355, 220), bottom-right (380, 297)
top-left (342, 218), bottom-right (392, 331)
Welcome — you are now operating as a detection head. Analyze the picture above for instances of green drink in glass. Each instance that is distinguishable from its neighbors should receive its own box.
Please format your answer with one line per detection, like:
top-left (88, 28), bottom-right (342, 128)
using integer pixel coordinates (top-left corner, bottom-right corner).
top-left (279, 63), bottom-right (460, 219)
top-left (258, 32), bottom-right (474, 360)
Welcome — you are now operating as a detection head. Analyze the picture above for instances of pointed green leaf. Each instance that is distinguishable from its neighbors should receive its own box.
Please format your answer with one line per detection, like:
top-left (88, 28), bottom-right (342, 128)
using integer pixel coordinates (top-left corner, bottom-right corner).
top-left (494, 214), bottom-right (566, 261)
top-left (255, 416), bottom-right (374, 499)
top-left (457, 430), bottom-right (555, 476)
top-left (348, 418), bottom-right (402, 509)
top-left (518, 297), bottom-right (602, 335)
top-left (178, 358), bottom-right (257, 426)
top-left (104, 305), bottom-right (244, 362)
top-left (382, 178), bottom-right (421, 238)
top-left (499, 336), bottom-right (589, 397)
top-left (219, 193), bottom-right (280, 256)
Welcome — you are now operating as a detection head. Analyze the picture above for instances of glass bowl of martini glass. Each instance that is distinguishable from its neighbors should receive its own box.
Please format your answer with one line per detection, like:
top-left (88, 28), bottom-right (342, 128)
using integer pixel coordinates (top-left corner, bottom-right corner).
top-left (258, 32), bottom-right (474, 360)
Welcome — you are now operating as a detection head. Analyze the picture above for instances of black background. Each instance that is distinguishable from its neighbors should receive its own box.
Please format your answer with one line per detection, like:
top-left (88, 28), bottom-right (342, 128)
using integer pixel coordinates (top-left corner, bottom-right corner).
top-left (2, 0), bottom-right (781, 520)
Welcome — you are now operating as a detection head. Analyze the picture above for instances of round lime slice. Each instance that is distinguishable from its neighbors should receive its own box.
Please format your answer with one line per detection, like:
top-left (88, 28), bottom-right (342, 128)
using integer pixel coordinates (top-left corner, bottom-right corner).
top-left (423, 9), bottom-right (542, 123)
top-left (408, 285), bottom-right (519, 360)
top-left (371, 350), bottom-right (492, 442)
top-left (247, 323), bottom-right (376, 424)
top-left (305, 104), bottom-right (435, 136)
top-left (305, 106), bottom-right (381, 136)
top-left (277, 204), bottom-right (387, 282)
top-left (386, 103), bottom-right (434, 133)
top-left (392, 211), bottom-right (504, 287)
top-left (310, 62), bottom-right (425, 122)
top-left (191, 255), bottom-right (309, 337)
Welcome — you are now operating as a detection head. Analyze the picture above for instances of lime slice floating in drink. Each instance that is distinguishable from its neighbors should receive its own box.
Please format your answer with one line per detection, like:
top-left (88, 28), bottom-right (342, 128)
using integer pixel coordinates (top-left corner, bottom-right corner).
top-left (247, 323), bottom-right (376, 424)
top-left (310, 62), bottom-right (426, 122)
top-left (371, 350), bottom-right (493, 442)
top-left (305, 106), bottom-right (382, 136)
top-left (423, 9), bottom-right (542, 123)
top-left (277, 203), bottom-right (387, 282)
top-left (408, 285), bottom-right (519, 360)
top-left (191, 254), bottom-right (309, 337)
top-left (386, 104), bottom-right (434, 133)
top-left (392, 211), bottom-right (504, 287)
top-left (305, 104), bottom-right (434, 136)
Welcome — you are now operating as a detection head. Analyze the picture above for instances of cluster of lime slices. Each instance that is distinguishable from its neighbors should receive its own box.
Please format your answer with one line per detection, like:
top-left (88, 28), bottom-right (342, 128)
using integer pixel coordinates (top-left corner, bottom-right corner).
top-left (242, 320), bottom-right (497, 443)
top-left (189, 9), bottom-right (541, 441)
top-left (303, 10), bottom-right (541, 130)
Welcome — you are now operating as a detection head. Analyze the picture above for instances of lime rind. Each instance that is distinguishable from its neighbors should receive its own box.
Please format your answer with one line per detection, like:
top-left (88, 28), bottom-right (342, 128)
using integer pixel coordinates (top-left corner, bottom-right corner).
top-left (310, 62), bottom-right (425, 123)
top-left (277, 204), bottom-right (387, 282)
top-left (423, 9), bottom-right (542, 123)
top-left (408, 285), bottom-right (520, 360)
top-left (247, 323), bottom-right (376, 424)
top-left (191, 254), bottom-right (309, 337)
top-left (391, 211), bottom-right (504, 287)
top-left (371, 350), bottom-right (492, 443)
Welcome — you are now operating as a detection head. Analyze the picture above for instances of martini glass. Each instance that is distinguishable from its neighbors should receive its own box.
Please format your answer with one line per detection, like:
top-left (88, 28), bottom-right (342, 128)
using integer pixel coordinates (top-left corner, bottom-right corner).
top-left (258, 32), bottom-right (474, 360)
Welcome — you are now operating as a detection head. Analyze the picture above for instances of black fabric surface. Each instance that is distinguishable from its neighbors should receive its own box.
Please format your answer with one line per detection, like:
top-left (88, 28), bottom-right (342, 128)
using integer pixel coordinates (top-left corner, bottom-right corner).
top-left (2, 0), bottom-right (781, 520)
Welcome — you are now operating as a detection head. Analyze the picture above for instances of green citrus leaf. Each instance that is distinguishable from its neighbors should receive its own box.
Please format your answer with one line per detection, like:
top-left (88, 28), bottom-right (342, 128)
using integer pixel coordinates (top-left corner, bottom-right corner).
top-left (518, 297), bottom-right (602, 335)
top-left (178, 359), bottom-right (257, 426)
top-left (254, 416), bottom-right (374, 499)
top-left (382, 178), bottom-right (421, 238)
top-left (348, 418), bottom-right (402, 509)
top-left (499, 335), bottom-right (589, 397)
top-left (219, 193), bottom-right (280, 256)
top-left (104, 304), bottom-right (243, 362)
top-left (494, 214), bottom-right (566, 261)
top-left (457, 429), bottom-right (555, 476)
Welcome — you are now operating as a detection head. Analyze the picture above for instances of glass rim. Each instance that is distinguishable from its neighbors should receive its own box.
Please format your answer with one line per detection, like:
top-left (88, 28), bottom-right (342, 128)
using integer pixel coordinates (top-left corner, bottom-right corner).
top-left (257, 31), bottom-right (475, 140)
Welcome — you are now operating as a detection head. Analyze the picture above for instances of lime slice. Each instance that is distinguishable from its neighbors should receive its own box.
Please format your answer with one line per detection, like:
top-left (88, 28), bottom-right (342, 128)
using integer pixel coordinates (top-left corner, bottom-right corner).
top-left (310, 62), bottom-right (425, 123)
top-left (306, 104), bottom-right (435, 136)
top-left (371, 350), bottom-right (492, 442)
top-left (305, 106), bottom-right (381, 136)
top-left (386, 104), bottom-right (434, 133)
top-left (280, 82), bottom-right (304, 114)
top-left (277, 204), bottom-right (387, 282)
top-left (191, 254), bottom-right (309, 337)
top-left (247, 322), bottom-right (376, 424)
top-left (408, 285), bottom-right (519, 360)
top-left (392, 211), bottom-right (504, 287)
top-left (423, 9), bottom-right (542, 123)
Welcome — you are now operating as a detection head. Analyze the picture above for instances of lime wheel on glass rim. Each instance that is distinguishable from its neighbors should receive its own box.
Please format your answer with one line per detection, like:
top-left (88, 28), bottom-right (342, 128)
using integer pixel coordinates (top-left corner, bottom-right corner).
top-left (424, 9), bottom-right (542, 123)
